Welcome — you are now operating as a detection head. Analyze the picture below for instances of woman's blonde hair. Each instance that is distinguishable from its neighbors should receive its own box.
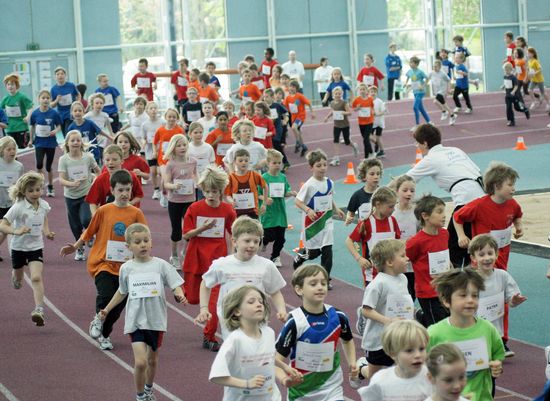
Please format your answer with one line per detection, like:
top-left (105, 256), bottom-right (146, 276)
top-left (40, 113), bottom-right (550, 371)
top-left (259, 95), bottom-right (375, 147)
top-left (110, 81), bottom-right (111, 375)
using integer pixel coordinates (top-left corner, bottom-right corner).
top-left (9, 171), bottom-right (44, 202)
top-left (113, 131), bottom-right (141, 155)
top-left (231, 119), bottom-right (255, 142)
top-left (223, 285), bottom-right (270, 331)
top-left (0, 136), bottom-right (17, 158)
top-left (163, 134), bottom-right (188, 161)
top-left (63, 129), bottom-right (91, 153)
top-left (382, 319), bottom-right (429, 357)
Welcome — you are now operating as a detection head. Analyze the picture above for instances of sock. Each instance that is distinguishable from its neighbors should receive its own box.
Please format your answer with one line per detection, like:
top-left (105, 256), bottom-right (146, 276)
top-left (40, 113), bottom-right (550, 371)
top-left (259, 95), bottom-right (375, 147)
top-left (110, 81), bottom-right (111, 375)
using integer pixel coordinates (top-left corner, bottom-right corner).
top-left (154, 187), bottom-right (160, 190)
top-left (136, 392), bottom-right (146, 401)
top-left (144, 384), bottom-right (153, 393)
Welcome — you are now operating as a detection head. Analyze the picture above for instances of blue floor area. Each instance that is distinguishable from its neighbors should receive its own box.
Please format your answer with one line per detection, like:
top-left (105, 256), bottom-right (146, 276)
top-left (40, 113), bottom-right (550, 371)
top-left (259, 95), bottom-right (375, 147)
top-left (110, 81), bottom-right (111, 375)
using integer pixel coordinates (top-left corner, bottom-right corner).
top-left (283, 143), bottom-right (550, 346)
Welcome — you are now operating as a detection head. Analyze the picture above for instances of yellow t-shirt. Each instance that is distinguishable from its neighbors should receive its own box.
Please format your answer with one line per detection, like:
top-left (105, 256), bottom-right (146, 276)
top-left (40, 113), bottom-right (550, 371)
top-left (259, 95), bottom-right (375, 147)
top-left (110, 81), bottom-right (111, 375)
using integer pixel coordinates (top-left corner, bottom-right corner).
top-left (528, 59), bottom-right (544, 83)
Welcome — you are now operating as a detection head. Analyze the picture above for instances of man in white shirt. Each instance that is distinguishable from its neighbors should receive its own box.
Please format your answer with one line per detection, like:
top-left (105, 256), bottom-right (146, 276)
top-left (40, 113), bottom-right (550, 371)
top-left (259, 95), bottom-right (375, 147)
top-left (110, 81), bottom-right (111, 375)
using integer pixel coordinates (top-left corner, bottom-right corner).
top-left (282, 50), bottom-right (305, 90)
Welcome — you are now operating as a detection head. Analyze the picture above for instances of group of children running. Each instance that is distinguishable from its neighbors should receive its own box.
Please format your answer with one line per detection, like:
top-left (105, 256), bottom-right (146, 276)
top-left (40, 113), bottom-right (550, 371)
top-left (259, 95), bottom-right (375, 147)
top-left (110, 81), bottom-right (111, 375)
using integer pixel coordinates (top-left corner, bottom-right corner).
top-left (0, 30), bottom-right (548, 401)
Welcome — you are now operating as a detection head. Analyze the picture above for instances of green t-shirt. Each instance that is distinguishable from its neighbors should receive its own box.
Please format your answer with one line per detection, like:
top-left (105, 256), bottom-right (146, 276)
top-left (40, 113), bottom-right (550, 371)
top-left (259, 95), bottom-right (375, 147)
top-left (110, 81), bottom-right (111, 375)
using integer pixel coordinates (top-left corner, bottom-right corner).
top-left (260, 172), bottom-right (291, 228)
top-left (0, 92), bottom-right (33, 133)
top-left (428, 318), bottom-right (505, 401)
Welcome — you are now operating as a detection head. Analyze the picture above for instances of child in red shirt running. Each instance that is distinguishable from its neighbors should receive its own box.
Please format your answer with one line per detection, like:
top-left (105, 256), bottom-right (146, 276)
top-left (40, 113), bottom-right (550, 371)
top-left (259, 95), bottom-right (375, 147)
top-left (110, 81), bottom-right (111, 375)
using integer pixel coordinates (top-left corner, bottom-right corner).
top-left (352, 83), bottom-right (375, 158)
top-left (406, 195), bottom-right (451, 327)
top-left (205, 111), bottom-right (234, 166)
top-left (182, 166), bottom-right (236, 351)
top-left (251, 101), bottom-right (275, 149)
top-left (282, 80), bottom-right (315, 157)
top-left (345, 187), bottom-right (401, 287)
top-left (356, 53), bottom-right (385, 91)
top-left (249, 64), bottom-right (266, 93)
top-left (108, 131), bottom-right (150, 182)
top-left (130, 58), bottom-right (156, 101)
top-left (171, 58), bottom-right (190, 113)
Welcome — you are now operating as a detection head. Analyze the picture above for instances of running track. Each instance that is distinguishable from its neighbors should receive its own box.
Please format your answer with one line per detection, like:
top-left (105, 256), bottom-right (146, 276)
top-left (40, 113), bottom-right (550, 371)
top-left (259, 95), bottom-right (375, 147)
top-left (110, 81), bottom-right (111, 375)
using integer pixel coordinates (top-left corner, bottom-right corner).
top-left (1, 92), bottom-right (548, 401)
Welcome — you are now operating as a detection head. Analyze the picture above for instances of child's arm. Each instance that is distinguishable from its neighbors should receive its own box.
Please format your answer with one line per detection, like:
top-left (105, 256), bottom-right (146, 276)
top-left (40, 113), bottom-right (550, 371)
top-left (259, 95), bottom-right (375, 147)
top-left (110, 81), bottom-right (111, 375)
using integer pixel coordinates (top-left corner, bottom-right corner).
top-left (345, 211), bottom-right (355, 225)
top-left (270, 290), bottom-right (288, 322)
top-left (183, 218), bottom-right (218, 240)
top-left (116, 95), bottom-right (124, 114)
top-left (323, 109), bottom-right (333, 123)
top-left (295, 198), bottom-right (317, 221)
top-left (89, 203), bottom-right (99, 216)
top-left (28, 125), bottom-right (35, 147)
top-left (343, 102), bottom-right (352, 116)
top-left (509, 293), bottom-right (527, 307)
top-left (60, 237), bottom-right (85, 256)
top-left (42, 216), bottom-right (55, 240)
top-left (307, 103), bottom-right (316, 120)
top-left (489, 360), bottom-right (503, 378)
top-left (513, 217), bottom-right (523, 238)
top-left (345, 236), bottom-right (372, 271)
top-left (211, 375), bottom-right (266, 390)
top-left (99, 289), bottom-right (126, 317)
top-left (274, 359), bottom-right (303, 387)
top-left (161, 166), bottom-right (178, 191)
top-left (98, 129), bottom-right (114, 141)
top-left (362, 305), bottom-right (394, 326)
top-left (194, 281), bottom-right (212, 323)
top-left (452, 218), bottom-right (470, 248)
top-left (340, 338), bottom-right (359, 380)
top-left (332, 200), bottom-right (345, 220)
top-left (0, 219), bottom-right (31, 236)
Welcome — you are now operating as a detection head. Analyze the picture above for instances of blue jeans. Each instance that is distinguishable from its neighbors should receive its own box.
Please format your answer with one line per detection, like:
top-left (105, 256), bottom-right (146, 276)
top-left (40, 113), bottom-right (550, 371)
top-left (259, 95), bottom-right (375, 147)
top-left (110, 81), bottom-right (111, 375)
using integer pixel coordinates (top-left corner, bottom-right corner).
top-left (413, 93), bottom-right (430, 124)
top-left (65, 196), bottom-right (92, 241)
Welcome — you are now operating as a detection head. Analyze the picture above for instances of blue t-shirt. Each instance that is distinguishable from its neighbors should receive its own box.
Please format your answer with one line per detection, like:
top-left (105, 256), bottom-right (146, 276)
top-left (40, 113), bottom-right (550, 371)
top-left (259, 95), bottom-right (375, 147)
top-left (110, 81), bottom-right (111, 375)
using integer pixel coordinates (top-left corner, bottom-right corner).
top-left (68, 119), bottom-right (102, 160)
top-left (0, 108), bottom-right (6, 136)
top-left (442, 59), bottom-right (455, 79)
top-left (51, 82), bottom-right (79, 121)
top-left (269, 102), bottom-right (289, 140)
top-left (95, 86), bottom-right (120, 115)
top-left (385, 54), bottom-right (402, 79)
top-left (209, 75), bottom-right (220, 88)
top-left (30, 108), bottom-right (62, 148)
top-left (454, 45), bottom-right (471, 58)
top-left (326, 81), bottom-right (352, 100)
top-left (455, 64), bottom-right (469, 89)
top-left (406, 68), bottom-right (428, 94)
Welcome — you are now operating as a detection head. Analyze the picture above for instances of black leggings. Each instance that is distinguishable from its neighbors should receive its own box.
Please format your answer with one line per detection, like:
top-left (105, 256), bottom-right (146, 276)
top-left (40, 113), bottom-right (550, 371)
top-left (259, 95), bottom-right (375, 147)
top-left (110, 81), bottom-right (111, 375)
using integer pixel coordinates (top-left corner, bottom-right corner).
top-left (333, 127), bottom-right (350, 145)
top-left (8, 131), bottom-right (28, 149)
top-left (453, 87), bottom-right (472, 109)
top-left (263, 226), bottom-right (286, 259)
top-left (35, 147), bottom-right (56, 172)
top-left (359, 124), bottom-right (373, 157)
top-left (307, 245), bottom-right (333, 277)
top-left (273, 139), bottom-right (289, 165)
top-left (168, 201), bottom-right (192, 242)
top-left (94, 271), bottom-right (126, 338)
top-left (418, 297), bottom-right (449, 327)
top-left (448, 205), bottom-right (472, 268)
top-left (387, 78), bottom-right (401, 101)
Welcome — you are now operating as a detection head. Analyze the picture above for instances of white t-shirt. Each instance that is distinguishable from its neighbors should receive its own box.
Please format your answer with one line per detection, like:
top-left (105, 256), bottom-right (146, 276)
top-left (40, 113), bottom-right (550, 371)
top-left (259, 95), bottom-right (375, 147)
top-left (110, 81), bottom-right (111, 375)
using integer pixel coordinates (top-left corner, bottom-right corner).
top-left (313, 65), bottom-right (334, 93)
top-left (4, 198), bottom-right (51, 251)
top-left (0, 158), bottom-right (24, 208)
top-left (197, 116), bottom-right (217, 135)
top-left (358, 365), bottom-right (432, 401)
top-left (128, 111), bottom-right (149, 141)
top-left (141, 117), bottom-right (165, 160)
top-left (282, 60), bottom-right (305, 87)
top-left (223, 142), bottom-right (267, 170)
top-left (118, 257), bottom-right (184, 334)
top-left (373, 98), bottom-right (387, 129)
top-left (361, 272), bottom-right (412, 351)
top-left (84, 111), bottom-right (112, 148)
top-left (202, 254), bottom-right (286, 338)
top-left (188, 142), bottom-right (215, 175)
top-left (429, 70), bottom-right (451, 96)
top-left (209, 327), bottom-right (281, 401)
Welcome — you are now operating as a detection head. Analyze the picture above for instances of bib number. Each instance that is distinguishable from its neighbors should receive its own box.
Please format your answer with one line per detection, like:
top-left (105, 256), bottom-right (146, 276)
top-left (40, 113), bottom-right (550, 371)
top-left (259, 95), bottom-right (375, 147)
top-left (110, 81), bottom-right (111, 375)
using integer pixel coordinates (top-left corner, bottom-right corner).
top-left (177, 76), bottom-right (188, 86)
top-left (0, 171), bottom-right (19, 187)
top-left (295, 341), bottom-right (334, 372)
top-left (129, 272), bottom-right (163, 299)
top-left (332, 111), bottom-right (344, 121)
top-left (453, 337), bottom-right (489, 372)
top-left (313, 194), bottom-right (332, 212)
top-left (67, 164), bottom-right (88, 181)
top-left (196, 216), bottom-right (225, 238)
top-left (216, 143), bottom-right (231, 156)
top-left (363, 76), bottom-right (375, 86)
top-left (358, 107), bottom-right (371, 118)
top-left (27, 214), bottom-right (44, 236)
top-left (104, 93), bottom-right (114, 106)
top-left (428, 249), bottom-right (451, 275)
top-left (174, 179), bottom-right (194, 195)
top-left (106, 240), bottom-right (133, 262)
top-left (269, 183), bottom-right (285, 198)
top-left (254, 126), bottom-right (267, 139)
top-left (289, 103), bottom-right (298, 114)
top-left (234, 192), bottom-right (255, 210)
top-left (385, 294), bottom-right (414, 319)
top-left (490, 226), bottom-right (512, 249)
top-left (187, 110), bottom-right (201, 122)
top-left (5, 106), bottom-right (22, 117)
top-left (137, 77), bottom-right (150, 88)
top-left (477, 292), bottom-right (505, 323)
top-left (58, 94), bottom-right (73, 106)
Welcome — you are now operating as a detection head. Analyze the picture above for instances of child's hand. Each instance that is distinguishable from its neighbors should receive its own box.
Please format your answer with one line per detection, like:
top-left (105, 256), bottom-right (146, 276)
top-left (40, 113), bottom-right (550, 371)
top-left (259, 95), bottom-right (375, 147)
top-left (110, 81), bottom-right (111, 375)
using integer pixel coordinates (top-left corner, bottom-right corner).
top-left (27, 142), bottom-right (33, 148)
top-left (344, 215), bottom-right (354, 225)
top-left (200, 219), bottom-right (217, 231)
top-left (282, 368), bottom-right (303, 387)
top-left (514, 226), bottom-right (523, 239)
top-left (248, 375), bottom-right (266, 389)
top-left (276, 311), bottom-right (288, 322)
top-left (358, 257), bottom-right (372, 271)
top-left (457, 235), bottom-right (470, 248)
top-left (60, 244), bottom-right (76, 257)
top-left (174, 293), bottom-right (188, 304)
top-left (349, 362), bottom-right (360, 379)
top-left (50, 130), bottom-right (57, 137)
top-left (14, 226), bottom-right (31, 236)
top-left (132, 168), bottom-right (141, 176)
top-left (286, 191), bottom-right (297, 198)
top-left (334, 208), bottom-right (345, 220)
top-left (509, 293), bottom-right (527, 307)
top-left (306, 208), bottom-right (317, 221)
top-left (259, 204), bottom-right (267, 215)
top-left (194, 308), bottom-right (212, 324)
top-left (46, 231), bottom-right (55, 240)
top-left (265, 197), bottom-right (273, 206)
top-left (489, 360), bottom-right (503, 378)
top-left (98, 309), bottom-right (108, 320)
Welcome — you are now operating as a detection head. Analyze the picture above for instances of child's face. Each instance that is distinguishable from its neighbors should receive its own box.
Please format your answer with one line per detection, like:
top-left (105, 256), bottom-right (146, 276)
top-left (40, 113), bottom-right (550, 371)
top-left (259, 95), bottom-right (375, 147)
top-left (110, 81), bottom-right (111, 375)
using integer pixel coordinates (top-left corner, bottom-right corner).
top-left (311, 159), bottom-right (328, 180)
top-left (453, 39), bottom-right (461, 47)
top-left (190, 127), bottom-right (203, 142)
top-left (281, 76), bottom-right (290, 86)
top-left (389, 246), bottom-right (409, 274)
top-left (67, 133), bottom-right (82, 151)
top-left (244, 104), bottom-right (254, 116)
top-left (2, 143), bottom-right (17, 161)
top-left (375, 200), bottom-right (396, 218)
top-left (111, 182), bottom-right (132, 205)
top-left (203, 187), bottom-right (222, 206)
top-left (254, 107), bottom-right (264, 118)
top-left (494, 178), bottom-right (515, 201)
top-left (217, 115), bottom-right (228, 130)
top-left (440, 50), bottom-right (448, 59)
top-left (364, 55), bottom-right (373, 65)
top-left (98, 77), bottom-right (109, 88)
top-left (104, 152), bottom-right (122, 173)
top-left (55, 70), bottom-right (66, 84)
top-left (504, 66), bottom-right (513, 75)
top-left (239, 125), bottom-right (253, 143)
top-left (5, 81), bottom-right (17, 94)
top-left (138, 62), bottom-right (147, 73)
top-left (434, 63), bottom-right (441, 72)
top-left (165, 111), bottom-right (178, 126)
top-left (242, 72), bottom-right (251, 83)
top-left (134, 101), bottom-right (146, 114)
top-left (368, 88), bottom-right (377, 98)
top-left (39, 93), bottom-right (51, 107)
top-left (235, 289), bottom-right (265, 324)
top-left (454, 54), bottom-right (463, 64)
top-left (175, 139), bottom-right (188, 156)
top-left (72, 105), bottom-right (84, 120)
top-left (393, 341), bottom-right (427, 378)
top-left (332, 89), bottom-right (343, 100)
top-left (187, 90), bottom-right (198, 101)
top-left (504, 34), bottom-right (512, 44)
top-left (235, 156), bottom-right (250, 172)
top-left (263, 92), bottom-right (273, 103)
top-left (146, 104), bottom-right (158, 119)
top-left (471, 244), bottom-right (497, 273)
top-left (202, 103), bottom-right (213, 116)
top-left (513, 49), bottom-right (520, 59)
top-left (295, 272), bottom-right (328, 304)
top-left (25, 182), bottom-right (43, 203)
top-left (288, 84), bottom-right (297, 94)
top-left (365, 166), bottom-right (381, 188)
top-left (444, 282), bottom-right (480, 319)
top-left (224, 103), bottom-right (234, 115)
top-left (359, 86), bottom-right (368, 97)
top-left (233, 233), bottom-right (261, 262)
top-left (409, 61), bottom-right (418, 69)
top-left (189, 71), bottom-right (198, 81)
top-left (332, 70), bottom-right (342, 81)
top-left (268, 158), bottom-right (282, 174)
top-left (115, 135), bottom-right (130, 154)
top-left (206, 64), bottom-right (215, 75)
top-left (397, 181), bottom-right (415, 203)
top-left (275, 91), bottom-right (284, 102)
top-left (93, 98), bottom-right (104, 112)
top-left (127, 231), bottom-right (152, 259)
top-left (424, 204), bottom-right (446, 228)
top-left (429, 360), bottom-right (467, 401)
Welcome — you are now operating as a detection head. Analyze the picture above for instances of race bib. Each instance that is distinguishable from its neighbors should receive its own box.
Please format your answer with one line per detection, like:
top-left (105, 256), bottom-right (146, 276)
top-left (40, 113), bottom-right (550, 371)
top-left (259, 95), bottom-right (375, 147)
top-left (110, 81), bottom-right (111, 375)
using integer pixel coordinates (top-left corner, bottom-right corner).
top-left (262, 64), bottom-right (271, 75)
top-left (187, 110), bottom-right (201, 122)
top-left (506, 48), bottom-right (513, 57)
top-left (254, 126), bottom-right (267, 139)
top-left (137, 77), bottom-right (150, 88)
top-left (252, 80), bottom-right (265, 90)
top-left (442, 65), bottom-right (450, 75)
top-left (67, 164), bottom-right (88, 181)
top-left (0, 171), bottom-right (19, 187)
top-left (528, 68), bottom-right (536, 76)
top-left (174, 179), bottom-right (194, 195)
top-left (27, 214), bottom-right (44, 236)
top-left (269, 108), bottom-right (278, 119)
top-left (103, 93), bottom-right (114, 106)
top-left (490, 226), bottom-right (512, 249)
top-left (313, 194), bottom-right (332, 212)
top-left (241, 353), bottom-right (275, 396)
top-left (428, 249), bottom-right (451, 275)
top-left (196, 216), bottom-right (225, 238)
top-left (58, 93), bottom-right (73, 106)
top-left (177, 76), bottom-right (188, 86)
top-left (411, 81), bottom-right (421, 90)
top-left (216, 143), bottom-right (231, 156)
top-left (453, 337), bottom-right (489, 372)
top-left (363, 75), bottom-right (375, 86)
top-left (504, 79), bottom-right (513, 89)
top-left (358, 202), bottom-right (372, 220)
top-left (515, 66), bottom-right (522, 75)
top-left (128, 272), bottom-right (163, 299)
top-left (385, 294), bottom-right (414, 319)
top-left (234, 192), bottom-right (255, 210)
top-left (295, 341), bottom-right (334, 372)
top-left (288, 103), bottom-right (298, 114)
top-left (106, 240), bottom-right (133, 262)
top-left (242, 96), bottom-right (252, 104)
top-left (332, 111), bottom-right (344, 121)
top-left (269, 182), bottom-right (285, 198)
top-left (477, 292), bottom-right (505, 323)
top-left (146, 129), bottom-right (155, 142)
top-left (358, 107), bottom-right (371, 118)
top-left (5, 106), bottom-right (21, 117)
top-left (35, 124), bottom-right (51, 138)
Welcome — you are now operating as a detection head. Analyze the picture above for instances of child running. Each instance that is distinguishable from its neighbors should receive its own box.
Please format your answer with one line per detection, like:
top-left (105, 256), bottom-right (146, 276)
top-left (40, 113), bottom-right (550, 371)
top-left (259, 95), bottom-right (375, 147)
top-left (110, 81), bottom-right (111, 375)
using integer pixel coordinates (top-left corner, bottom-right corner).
top-left (282, 80), bottom-right (315, 157)
top-left (251, 101), bottom-right (275, 150)
top-left (430, 60), bottom-right (457, 125)
top-left (99, 223), bottom-right (186, 401)
top-left (405, 56), bottom-right (431, 131)
top-left (351, 83), bottom-right (375, 158)
top-left (111, 131), bottom-right (150, 181)
top-left (345, 159), bottom-right (383, 225)
top-left (371, 86), bottom-right (388, 157)
top-left (141, 101), bottom-right (164, 200)
top-left (85, 93), bottom-right (115, 162)
top-left (452, 53), bottom-right (473, 114)
top-left (120, 97), bottom-right (148, 154)
top-left (501, 62), bottom-right (530, 126)
top-left (527, 47), bottom-right (550, 111)
top-left (0, 172), bottom-right (54, 326)
top-left (223, 120), bottom-right (267, 172)
top-left (205, 111), bottom-right (234, 167)
top-left (1, 74), bottom-right (33, 148)
top-left (425, 343), bottom-right (470, 401)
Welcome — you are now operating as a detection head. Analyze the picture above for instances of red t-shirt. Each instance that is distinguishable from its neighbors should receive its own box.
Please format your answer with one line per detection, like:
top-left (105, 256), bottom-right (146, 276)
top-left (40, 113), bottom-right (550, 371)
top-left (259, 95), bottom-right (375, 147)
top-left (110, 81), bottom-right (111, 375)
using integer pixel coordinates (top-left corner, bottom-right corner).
top-left (406, 228), bottom-right (450, 298)
top-left (260, 59), bottom-right (279, 86)
top-left (101, 154), bottom-right (150, 175)
top-left (454, 195), bottom-right (522, 269)
top-left (283, 93), bottom-right (311, 122)
top-left (251, 116), bottom-right (275, 149)
top-left (205, 128), bottom-right (234, 166)
top-left (182, 200), bottom-right (236, 275)
top-left (130, 72), bottom-right (157, 101)
top-left (239, 84), bottom-right (262, 102)
top-left (251, 76), bottom-right (266, 92)
top-left (352, 96), bottom-right (375, 126)
top-left (171, 70), bottom-right (190, 101)
top-left (506, 43), bottom-right (516, 66)
top-left (356, 66), bottom-right (385, 87)
top-left (228, 115), bottom-right (239, 133)
top-left (85, 170), bottom-right (144, 208)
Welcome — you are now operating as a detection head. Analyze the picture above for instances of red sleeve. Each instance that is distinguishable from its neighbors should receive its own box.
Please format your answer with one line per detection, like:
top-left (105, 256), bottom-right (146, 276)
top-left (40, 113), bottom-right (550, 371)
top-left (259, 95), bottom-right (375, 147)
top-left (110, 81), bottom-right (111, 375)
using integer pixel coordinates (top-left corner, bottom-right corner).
top-left (210, 87), bottom-right (219, 102)
top-left (225, 204), bottom-right (237, 233)
top-left (352, 97), bottom-right (359, 108)
top-left (375, 67), bottom-right (385, 79)
top-left (253, 86), bottom-right (262, 101)
top-left (170, 72), bottom-right (177, 85)
top-left (137, 157), bottom-right (150, 174)
top-left (150, 72), bottom-right (157, 83)
top-left (453, 198), bottom-right (480, 224)
top-left (153, 128), bottom-right (162, 145)
top-left (282, 97), bottom-right (289, 108)
top-left (85, 174), bottom-right (108, 205)
top-left (131, 172), bottom-right (144, 199)
top-left (183, 203), bottom-right (197, 234)
top-left (255, 172), bottom-right (266, 188)
top-left (511, 199), bottom-right (523, 219)
top-left (356, 68), bottom-right (364, 82)
top-left (405, 234), bottom-right (420, 263)
top-left (267, 118), bottom-right (275, 134)
top-left (349, 220), bottom-right (370, 243)
top-left (131, 74), bottom-right (137, 87)
top-left (391, 216), bottom-right (402, 239)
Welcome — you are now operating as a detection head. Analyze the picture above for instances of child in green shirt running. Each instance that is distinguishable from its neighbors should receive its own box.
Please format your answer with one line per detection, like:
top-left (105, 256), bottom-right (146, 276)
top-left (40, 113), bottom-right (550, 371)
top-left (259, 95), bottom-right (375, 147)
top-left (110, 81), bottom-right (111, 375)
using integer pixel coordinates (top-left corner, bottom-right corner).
top-left (1, 74), bottom-right (33, 148)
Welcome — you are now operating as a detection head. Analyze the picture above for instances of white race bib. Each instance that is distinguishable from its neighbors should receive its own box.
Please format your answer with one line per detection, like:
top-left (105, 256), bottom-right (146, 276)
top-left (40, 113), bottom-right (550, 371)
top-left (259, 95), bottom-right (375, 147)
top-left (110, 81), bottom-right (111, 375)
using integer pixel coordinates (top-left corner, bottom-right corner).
top-left (288, 103), bottom-right (298, 114)
top-left (103, 93), bottom-right (114, 106)
top-left (385, 294), bottom-right (414, 319)
top-left (515, 66), bottom-right (522, 75)
top-left (254, 126), bottom-right (267, 139)
top-left (363, 75), bottom-right (375, 86)
top-left (504, 79), bottom-right (513, 89)
top-left (216, 143), bottom-right (231, 156)
top-left (146, 129), bottom-right (155, 142)
top-left (428, 249), bottom-right (451, 275)
top-left (453, 337), bottom-right (489, 372)
top-left (233, 192), bottom-right (255, 210)
top-left (27, 214), bottom-right (44, 236)
top-left (295, 341), bottom-right (334, 372)
top-left (477, 292), bottom-right (505, 323)
top-left (67, 164), bottom-right (88, 181)
top-left (313, 194), bottom-right (332, 212)
top-left (242, 96), bottom-right (252, 104)
top-left (58, 93), bottom-right (73, 106)
top-left (241, 354), bottom-right (275, 396)
top-left (269, 108), bottom-right (278, 119)
top-left (358, 107), bottom-right (371, 118)
top-left (5, 106), bottom-right (21, 117)
top-left (128, 272), bottom-right (163, 299)
top-left (269, 182), bottom-right (285, 198)
top-left (528, 68), bottom-right (536, 76)
top-left (0, 171), bottom-right (19, 187)
top-left (187, 110), bottom-right (201, 122)
top-left (105, 240), bottom-right (133, 262)
top-left (177, 76), bottom-right (188, 86)
top-left (261, 64), bottom-right (271, 75)
top-left (252, 80), bottom-right (265, 90)
top-left (506, 48), bottom-right (513, 57)
top-left (442, 65), bottom-right (450, 75)
top-left (358, 202), bottom-right (372, 220)
top-left (35, 124), bottom-right (51, 138)
top-left (196, 216), bottom-right (225, 238)
top-left (174, 179), bottom-right (194, 195)
top-left (490, 226), bottom-right (512, 249)
top-left (411, 81), bottom-right (421, 90)
top-left (137, 77), bottom-right (150, 88)
top-left (332, 111), bottom-right (344, 121)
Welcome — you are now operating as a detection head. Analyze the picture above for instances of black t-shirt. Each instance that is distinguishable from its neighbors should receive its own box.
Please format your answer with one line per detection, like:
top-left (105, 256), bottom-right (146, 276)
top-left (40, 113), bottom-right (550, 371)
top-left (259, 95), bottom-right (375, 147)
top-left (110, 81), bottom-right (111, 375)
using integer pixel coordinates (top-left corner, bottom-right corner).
top-left (347, 187), bottom-right (374, 215)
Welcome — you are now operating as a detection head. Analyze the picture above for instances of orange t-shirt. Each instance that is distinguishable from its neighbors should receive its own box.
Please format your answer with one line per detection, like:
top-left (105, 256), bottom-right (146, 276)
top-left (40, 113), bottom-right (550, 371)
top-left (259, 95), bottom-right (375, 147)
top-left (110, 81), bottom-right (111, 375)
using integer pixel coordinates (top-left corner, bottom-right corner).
top-left (283, 93), bottom-right (310, 122)
top-left (225, 171), bottom-right (266, 216)
top-left (352, 96), bottom-right (375, 125)
top-left (198, 85), bottom-right (219, 104)
top-left (515, 59), bottom-right (527, 81)
top-left (188, 79), bottom-right (201, 91)
top-left (81, 203), bottom-right (147, 278)
top-left (239, 84), bottom-right (262, 102)
top-left (205, 127), bottom-right (234, 166)
top-left (153, 125), bottom-right (184, 165)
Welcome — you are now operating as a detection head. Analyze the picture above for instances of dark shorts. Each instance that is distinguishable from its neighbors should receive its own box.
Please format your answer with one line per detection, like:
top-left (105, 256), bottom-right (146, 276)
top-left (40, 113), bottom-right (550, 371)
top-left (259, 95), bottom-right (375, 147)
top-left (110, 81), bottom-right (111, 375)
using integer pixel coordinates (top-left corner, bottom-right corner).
top-left (0, 207), bottom-right (9, 219)
top-left (366, 348), bottom-right (394, 367)
top-left (147, 158), bottom-right (158, 167)
top-left (373, 126), bottom-right (383, 136)
top-left (129, 329), bottom-right (164, 352)
top-left (435, 93), bottom-right (446, 104)
top-left (291, 119), bottom-right (303, 129)
top-left (12, 249), bottom-right (43, 269)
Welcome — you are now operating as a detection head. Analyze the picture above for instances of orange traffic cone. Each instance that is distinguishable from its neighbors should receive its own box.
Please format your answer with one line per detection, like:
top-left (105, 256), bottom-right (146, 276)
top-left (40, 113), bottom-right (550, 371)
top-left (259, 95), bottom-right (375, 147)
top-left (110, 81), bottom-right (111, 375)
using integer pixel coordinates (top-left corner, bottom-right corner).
top-left (293, 238), bottom-right (305, 253)
top-left (513, 136), bottom-right (528, 150)
top-left (343, 162), bottom-right (359, 184)
top-left (413, 148), bottom-right (423, 165)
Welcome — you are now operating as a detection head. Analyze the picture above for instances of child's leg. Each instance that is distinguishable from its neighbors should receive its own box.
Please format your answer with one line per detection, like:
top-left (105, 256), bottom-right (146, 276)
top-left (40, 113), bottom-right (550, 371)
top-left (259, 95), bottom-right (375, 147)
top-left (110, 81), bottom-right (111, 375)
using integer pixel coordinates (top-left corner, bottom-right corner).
top-left (45, 148), bottom-right (56, 187)
top-left (418, 297), bottom-right (449, 326)
top-left (262, 227), bottom-right (275, 249)
top-left (387, 78), bottom-right (395, 101)
top-left (28, 261), bottom-right (45, 307)
top-left (453, 87), bottom-right (462, 108)
top-left (95, 271), bottom-right (125, 338)
top-left (35, 147), bottom-right (45, 176)
top-left (203, 284), bottom-right (220, 344)
top-left (413, 94), bottom-right (421, 124)
top-left (291, 123), bottom-right (303, 146)
top-left (417, 94), bottom-right (431, 122)
top-left (65, 197), bottom-right (84, 240)
top-left (461, 89), bottom-right (472, 109)
top-left (332, 127), bottom-right (341, 161)
top-left (132, 342), bottom-right (149, 396)
top-left (183, 272), bottom-right (201, 304)
top-left (270, 226), bottom-right (286, 260)
top-left (359, 124), bottom-right (373, 158)
top-left (150, 165), bottom-right (159, 188)
top-left (374, 127), bottom-right (384, 151)
top-left (434, 95), bottom-right (446, 112)
top-left (168, 201), bottom-right (185, 257)
top-left (320, 245), bottom-right (333, 278)
top-left (145, 346), bottom-right (159, 392)
top-left (79, 199), bottom-right (92, 232)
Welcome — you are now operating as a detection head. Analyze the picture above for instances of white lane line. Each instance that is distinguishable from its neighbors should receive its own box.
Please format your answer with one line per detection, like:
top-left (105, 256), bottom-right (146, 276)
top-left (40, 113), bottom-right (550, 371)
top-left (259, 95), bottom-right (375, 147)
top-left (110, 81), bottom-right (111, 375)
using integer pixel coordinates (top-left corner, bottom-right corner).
top-left (495, 386), bottom-right (532, 400)
top-left (0, 383), bottom-right (21, 401)
top-left (22, 275), bottom-right (183, 401)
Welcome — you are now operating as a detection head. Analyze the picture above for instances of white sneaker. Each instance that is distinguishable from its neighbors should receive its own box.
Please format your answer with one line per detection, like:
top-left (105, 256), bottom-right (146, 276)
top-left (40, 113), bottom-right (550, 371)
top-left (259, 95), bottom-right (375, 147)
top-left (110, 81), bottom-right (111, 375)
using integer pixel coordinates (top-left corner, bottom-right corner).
top-left (272, 256), bottom-right (282, 268)
top-left (74, 246), bottom-right (86, 261)
top-left (545, 345), bottom-right (550, 380)
top-left (453, 107), bottom-right (461, 113)
top-left (409, 125), bottom-right (418, 132)
top-left (329, 158), bottom-right (339, 166)
top-left (428, 121), bottom-right (435, 126)
top-left (152, 189), bottom-right (161, 200)
top-left (530, 101), bottom-right (539, 110)
top-left (449, 114), bottom-right (457, 125)
top-left (464, 108), bottom-right (472, 114)
top-left (89, 314), bottom-right (103, 339)
top-left (169, 256), bottom-right (181, 270)
top-left (159, 194), bottom-right (168, 208)
top-left (98, 335), bottom-right (114, 350)
top-left (351, 142), bottom-right (359, 157)
top-left (440, 111), bottom-right (448, 120)
top-left (46, 187), bottom-right (55, 197)
top-left (31, 306), bottom-right (45, 327)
